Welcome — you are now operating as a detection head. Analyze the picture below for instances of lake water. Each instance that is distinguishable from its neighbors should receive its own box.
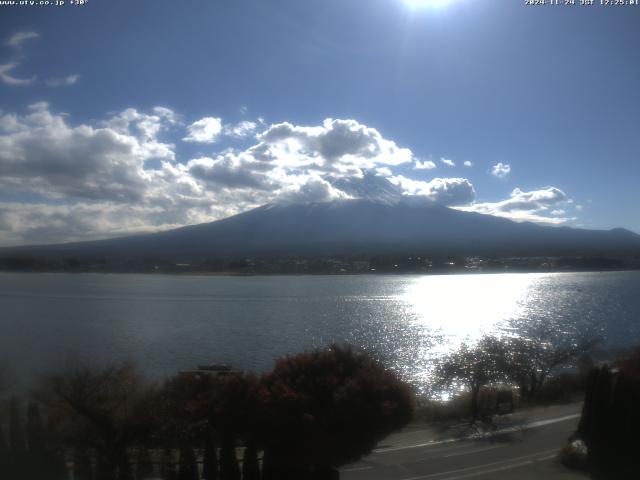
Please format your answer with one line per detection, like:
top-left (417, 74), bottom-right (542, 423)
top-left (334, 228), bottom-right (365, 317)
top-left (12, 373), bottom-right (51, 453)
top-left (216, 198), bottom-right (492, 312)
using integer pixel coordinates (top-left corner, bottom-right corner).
top-left (1, 271), bottom-right (639, 392)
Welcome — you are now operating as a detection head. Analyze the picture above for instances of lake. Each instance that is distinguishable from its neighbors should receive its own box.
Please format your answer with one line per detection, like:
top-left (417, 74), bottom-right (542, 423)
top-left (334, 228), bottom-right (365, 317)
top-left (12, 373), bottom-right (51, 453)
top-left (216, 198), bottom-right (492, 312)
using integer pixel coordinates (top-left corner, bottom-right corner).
top-left (1, 271), bottom-right (639, 392)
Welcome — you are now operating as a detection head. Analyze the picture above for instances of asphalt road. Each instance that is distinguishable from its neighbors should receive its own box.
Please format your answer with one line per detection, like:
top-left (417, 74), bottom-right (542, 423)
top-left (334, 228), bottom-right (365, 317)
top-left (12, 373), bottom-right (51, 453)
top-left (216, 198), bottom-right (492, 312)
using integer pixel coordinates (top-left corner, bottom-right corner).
top-left (340, 411), bottom-right (588, 480)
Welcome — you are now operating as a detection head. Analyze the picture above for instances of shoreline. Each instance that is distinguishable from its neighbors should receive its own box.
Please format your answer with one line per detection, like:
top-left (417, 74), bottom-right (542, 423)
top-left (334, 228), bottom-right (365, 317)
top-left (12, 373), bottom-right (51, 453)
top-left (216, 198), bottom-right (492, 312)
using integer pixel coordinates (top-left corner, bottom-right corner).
top-left (0, 267), bottom-right (639, 276)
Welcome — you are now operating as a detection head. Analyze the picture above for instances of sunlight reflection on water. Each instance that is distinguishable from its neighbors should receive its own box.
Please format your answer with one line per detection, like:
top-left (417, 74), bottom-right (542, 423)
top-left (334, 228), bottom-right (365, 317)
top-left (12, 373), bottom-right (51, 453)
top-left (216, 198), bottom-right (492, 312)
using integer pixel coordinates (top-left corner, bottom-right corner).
top-left (1, 271), bottom-right (639, 394)
top-left (393, 273), bottom-right (544, 393)
top-left (400, 273), bottom-right (540, 346)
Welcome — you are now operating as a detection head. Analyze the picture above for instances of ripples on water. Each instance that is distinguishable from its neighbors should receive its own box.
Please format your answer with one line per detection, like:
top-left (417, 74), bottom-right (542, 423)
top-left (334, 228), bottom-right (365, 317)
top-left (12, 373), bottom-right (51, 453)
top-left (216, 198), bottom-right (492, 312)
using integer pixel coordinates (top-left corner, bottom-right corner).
top-left (0, 271), bottom-right (639, 392)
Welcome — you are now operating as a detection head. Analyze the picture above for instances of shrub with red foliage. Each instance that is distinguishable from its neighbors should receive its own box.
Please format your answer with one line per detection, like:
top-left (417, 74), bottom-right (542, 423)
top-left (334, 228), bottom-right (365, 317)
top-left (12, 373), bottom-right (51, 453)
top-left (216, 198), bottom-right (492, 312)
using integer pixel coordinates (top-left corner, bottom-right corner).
top-left (157, 372), bottom-right (218, 441)
top-left (261, 345), bottom-right (413, 473)
top-left (615, 347), bottom-right (640, 379)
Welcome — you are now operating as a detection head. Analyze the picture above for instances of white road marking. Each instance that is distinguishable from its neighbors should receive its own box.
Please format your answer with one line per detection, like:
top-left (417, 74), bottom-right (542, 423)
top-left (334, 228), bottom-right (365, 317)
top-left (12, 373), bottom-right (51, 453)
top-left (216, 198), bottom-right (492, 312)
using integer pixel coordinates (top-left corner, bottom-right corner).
top-left (374, 414), bottom-right (580, 454)
top-left (415, 441), bottom-right (496, 458)
top-left (341, 466), bottom-right (373, 472)
top-left (400, 449), bottom-right (559, 480)
top-left (413, 444), bottom-right (508, 463)
top-left (428, 454), bottom-right (557, 480)
top-left (441, 443), bottom-right (508, 458)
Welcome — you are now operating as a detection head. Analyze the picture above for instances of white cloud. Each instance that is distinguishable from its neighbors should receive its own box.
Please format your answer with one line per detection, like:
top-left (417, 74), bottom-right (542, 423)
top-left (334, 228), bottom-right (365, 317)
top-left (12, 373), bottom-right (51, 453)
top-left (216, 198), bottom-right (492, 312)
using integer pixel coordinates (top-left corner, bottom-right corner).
top-left (45, 74), bottom-right (80, 87)
top-left (415, 160), bottom-right (436, 170)
top-left (441, 157), bottom-right (455, 167)
top-left (491, 162), bottom-right (511, 178)
top-left (183, 117), bottom-right (223, 143)
top-left (277, 175), bottom-right (351, 204)
top-left (458, 187), bottom-right (572, 224)
top-left (3, 32), bottom-right (79, 88)
top-left (223, 120), bottom-right (257, 138)
top-left (1, 110), bottom-right (417, 244)
top-left (0, 105), bottom-right (243, 245)
top-left (0, 62), bottom-right (36, 86)
top-left (187, 153), bottom-right (273, 191)
top-left (0, 103), bottom-right (177, 202)
top-left (6, 31), bottom-right (40, 48)
top-left (575, 204), bottom-right (584, 211)
top-left (389, 176), bottom-right (475, 206)
top-left (0, 199), bottom-right (238, 246)
top-left (0, 107), bottom-right (489, 245)
top-left (255, 118), bottom-right (413, 172)
top-left (463, 160), bottom-right (473, 167)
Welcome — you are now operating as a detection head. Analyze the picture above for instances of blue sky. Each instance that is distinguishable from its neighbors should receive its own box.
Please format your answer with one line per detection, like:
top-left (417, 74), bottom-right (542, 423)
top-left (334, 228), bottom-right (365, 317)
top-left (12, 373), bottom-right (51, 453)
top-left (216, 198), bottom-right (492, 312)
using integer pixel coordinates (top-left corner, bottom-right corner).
top-left (0, 0), bottom-right (639, 245)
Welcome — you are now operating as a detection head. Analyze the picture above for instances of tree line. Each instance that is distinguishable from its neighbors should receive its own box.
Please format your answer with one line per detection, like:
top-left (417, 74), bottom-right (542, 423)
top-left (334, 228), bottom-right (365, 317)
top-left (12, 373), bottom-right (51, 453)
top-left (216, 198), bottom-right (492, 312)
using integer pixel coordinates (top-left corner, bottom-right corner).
top-left (0, 345), bottom-right (414, 480)
top-left (435, 316), bottom-right (600, 422)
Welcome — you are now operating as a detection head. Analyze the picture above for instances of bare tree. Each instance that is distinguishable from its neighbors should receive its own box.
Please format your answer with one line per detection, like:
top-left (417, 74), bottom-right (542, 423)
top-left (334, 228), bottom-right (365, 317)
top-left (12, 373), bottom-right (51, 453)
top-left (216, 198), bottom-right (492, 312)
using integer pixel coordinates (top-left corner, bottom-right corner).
top-left (35, 362), bottom-right (158, 480)
top-left (435, 336), bottom-right (507, 422)
top-left (501, 317), bottom-right (600, 401)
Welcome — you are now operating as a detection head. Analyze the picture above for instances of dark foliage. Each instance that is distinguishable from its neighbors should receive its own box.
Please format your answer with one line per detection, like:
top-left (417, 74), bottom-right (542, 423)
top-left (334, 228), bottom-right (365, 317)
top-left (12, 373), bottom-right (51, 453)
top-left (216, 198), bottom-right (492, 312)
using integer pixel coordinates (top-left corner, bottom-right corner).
top-left (9, 397), bottom-right (26, 454)
top-left (4, 346), bottom-right (414, 479)
top-left (159, 372), bottom-right (264, 479)
top-left (201, 436), bottom-right (218, 480)
top-left (27, 402), bottom-right (47, 454)
top-left (74, 446), bottom-right (94, 480)
top-left (177, 445), bottom-right (199, 480)
top-left (159, 448), bottom-right (177, 480)
top-left (241, 442), bottom-right (260, 480)
top-left (0, 423), bottom-right (7, 458)
top-left (261, 344), bottom-right (413, 471)
top-left (219, 434), bottom-right (241, 480)
top-left (530, 373), bottom-right (586, 404)
top-left (135, 447), bottom-right (154, 480)
top-left (26, 402), bottom-right (50, 479)
top-left (46, 449), bottom-right (70, 480)
top-left (35, 362), bottom-right (158, 480)
top-left (116, 451), bottom-right (134, 480)
top-left (210, 374), bottom-right (265, 441)
top-left (577, 362), bottom-right (640, 479)
top-left (157, 372), bottom-right (218, 441)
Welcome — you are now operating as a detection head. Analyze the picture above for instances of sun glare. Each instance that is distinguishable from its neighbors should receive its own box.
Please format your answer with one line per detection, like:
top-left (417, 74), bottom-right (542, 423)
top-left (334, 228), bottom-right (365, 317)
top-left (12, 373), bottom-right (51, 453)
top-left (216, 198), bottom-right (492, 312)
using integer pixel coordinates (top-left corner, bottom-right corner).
top-left (404, 0), bottom-right (454, 8)
top-left (400, 273), bottom-right (540, 352)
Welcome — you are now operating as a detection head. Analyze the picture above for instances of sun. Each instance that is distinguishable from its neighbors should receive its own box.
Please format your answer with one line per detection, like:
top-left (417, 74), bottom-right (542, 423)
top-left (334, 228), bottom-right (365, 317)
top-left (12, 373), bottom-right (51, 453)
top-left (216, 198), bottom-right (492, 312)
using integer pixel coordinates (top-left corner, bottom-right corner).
top-left (403, 0), bottom-right (454, 8)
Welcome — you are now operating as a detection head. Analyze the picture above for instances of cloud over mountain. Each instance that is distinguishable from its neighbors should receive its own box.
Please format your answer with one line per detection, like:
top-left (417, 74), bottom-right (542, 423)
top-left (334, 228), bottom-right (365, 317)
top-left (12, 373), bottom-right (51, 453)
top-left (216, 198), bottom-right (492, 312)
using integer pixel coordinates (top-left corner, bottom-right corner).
top-left (256, 118), bottom-right (413, 172)
top-left (187, 154), bottom-right (274, 191)
top-left (277, 175), bottom-right (351, 204)
top-left (458, 187), bottom-right (571, 224)
top-left (0, 104), bottom-right (572, 245)
top-left (389, 176), bottom-right (475, 206)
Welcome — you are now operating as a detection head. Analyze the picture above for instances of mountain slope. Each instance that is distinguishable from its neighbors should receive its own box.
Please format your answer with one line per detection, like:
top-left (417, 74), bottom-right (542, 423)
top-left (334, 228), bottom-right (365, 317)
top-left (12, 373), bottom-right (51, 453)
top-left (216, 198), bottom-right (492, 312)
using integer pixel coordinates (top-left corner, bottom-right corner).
top-left (2, 199), bottom-right (640, 261)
